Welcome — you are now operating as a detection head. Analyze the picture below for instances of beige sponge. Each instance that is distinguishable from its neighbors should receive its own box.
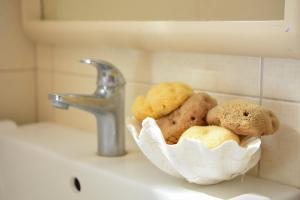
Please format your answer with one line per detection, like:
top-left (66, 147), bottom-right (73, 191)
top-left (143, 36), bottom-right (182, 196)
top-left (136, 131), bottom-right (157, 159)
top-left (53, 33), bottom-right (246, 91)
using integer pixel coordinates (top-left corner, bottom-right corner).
top-left (207, 99), bottom-right (279, 136)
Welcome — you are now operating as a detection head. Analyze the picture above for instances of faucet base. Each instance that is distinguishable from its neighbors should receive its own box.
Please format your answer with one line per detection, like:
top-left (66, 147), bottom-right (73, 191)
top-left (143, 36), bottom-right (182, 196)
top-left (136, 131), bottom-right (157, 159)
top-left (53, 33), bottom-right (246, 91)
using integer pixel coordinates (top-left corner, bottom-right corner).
top-left (95, 112), bottom-right (126, 157)
top-left (96, 151), bottom-right (127, 157)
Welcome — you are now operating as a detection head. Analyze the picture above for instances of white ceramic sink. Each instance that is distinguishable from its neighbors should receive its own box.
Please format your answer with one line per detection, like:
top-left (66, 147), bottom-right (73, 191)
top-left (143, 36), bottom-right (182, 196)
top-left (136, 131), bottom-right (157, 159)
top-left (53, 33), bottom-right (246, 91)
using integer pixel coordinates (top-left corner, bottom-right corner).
top-left (0, 121), bottom-right (300, 200)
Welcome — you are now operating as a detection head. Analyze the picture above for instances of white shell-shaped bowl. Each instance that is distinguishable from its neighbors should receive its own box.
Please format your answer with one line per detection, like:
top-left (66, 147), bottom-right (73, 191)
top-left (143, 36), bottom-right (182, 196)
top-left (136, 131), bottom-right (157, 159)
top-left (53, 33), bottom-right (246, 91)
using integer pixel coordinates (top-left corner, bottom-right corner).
top-left (127, 117), bottom-right (261, 185)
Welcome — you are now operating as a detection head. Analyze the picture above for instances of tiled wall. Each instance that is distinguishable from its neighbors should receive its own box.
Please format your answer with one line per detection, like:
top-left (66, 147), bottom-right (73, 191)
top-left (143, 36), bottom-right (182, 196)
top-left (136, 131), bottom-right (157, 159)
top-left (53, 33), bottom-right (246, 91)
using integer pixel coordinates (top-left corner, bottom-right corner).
top-left (260, 59), bottom-right (300, 187)
top-left (0, 0), bottom-right (36, 124)
top-left (36, 45), bottom-right (300, 188)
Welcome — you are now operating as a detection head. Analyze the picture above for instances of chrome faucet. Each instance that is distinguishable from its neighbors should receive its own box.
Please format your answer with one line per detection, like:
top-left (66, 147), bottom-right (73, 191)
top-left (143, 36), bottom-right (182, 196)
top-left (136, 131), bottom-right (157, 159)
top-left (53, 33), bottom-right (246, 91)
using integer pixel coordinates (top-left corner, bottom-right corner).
top-left (49, 59), bottom-right (126, 157)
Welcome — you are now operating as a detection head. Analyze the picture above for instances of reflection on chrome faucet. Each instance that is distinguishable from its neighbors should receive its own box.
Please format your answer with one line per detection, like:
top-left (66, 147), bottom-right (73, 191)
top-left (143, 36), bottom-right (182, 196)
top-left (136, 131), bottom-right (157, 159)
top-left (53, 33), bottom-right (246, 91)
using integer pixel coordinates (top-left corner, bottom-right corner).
top-left (49, 59), bottom-right (126, 157)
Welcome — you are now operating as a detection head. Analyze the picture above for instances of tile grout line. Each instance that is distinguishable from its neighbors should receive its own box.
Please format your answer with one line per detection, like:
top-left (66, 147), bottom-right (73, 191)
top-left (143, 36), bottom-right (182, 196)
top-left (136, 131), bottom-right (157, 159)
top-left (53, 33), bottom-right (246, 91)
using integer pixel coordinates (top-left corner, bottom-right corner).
top-left (40, 0), bottom-right (45, 20)
top-left (0, 68), bottom-right (35, 72)
top-left (133, 80), bottom-right (261, 98)
top-left (194, 89), bottom-right (259, 99)
top-left (33, 45), bottom-right (39, 123)
top-left (259, 57), bottom-right (264, 106)
top-left (35, 45), bottom-right (41, 122)
top-left (257, 56), bottom-right (264, 178)
top-left (263, 97), bottom-right (300, 104)
top-left (51, 45), bottom-right (56, 123)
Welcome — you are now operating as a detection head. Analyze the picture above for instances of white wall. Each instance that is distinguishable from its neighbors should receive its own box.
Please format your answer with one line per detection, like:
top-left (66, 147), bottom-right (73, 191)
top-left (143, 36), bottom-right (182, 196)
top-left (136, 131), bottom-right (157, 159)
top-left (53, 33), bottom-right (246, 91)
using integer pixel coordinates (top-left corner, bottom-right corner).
top-left (0, 0), bottom-right (36, 124)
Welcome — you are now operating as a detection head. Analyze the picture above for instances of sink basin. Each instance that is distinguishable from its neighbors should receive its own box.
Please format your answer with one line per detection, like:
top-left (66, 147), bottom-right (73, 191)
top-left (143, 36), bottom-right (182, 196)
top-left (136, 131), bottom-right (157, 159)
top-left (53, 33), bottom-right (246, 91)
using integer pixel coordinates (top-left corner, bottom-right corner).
top-left (0, 122), bottom-right (299, 200)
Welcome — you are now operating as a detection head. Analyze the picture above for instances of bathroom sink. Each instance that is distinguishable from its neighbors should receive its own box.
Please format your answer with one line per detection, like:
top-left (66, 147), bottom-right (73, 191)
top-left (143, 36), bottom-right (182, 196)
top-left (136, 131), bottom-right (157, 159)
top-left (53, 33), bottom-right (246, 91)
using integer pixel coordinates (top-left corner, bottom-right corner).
top-left (0, 122), bottom-right (300, 200)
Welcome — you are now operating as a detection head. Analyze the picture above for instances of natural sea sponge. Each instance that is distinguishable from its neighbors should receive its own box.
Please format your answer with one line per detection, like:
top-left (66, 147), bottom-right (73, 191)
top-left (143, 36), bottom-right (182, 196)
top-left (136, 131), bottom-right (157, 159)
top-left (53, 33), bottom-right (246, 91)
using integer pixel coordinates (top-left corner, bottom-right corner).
top-left (179, 126), bottom-right (240, 149)
top-left (156, 93), bottom-right (217, 144)
top-left (206, 99), bottom-right (279, 136)
top-left (131, 96), bottom-right (159, 121)
top-left (132, 82), bottom-right (193, 121)
top-left (146, 82), bottom-right (193, 117)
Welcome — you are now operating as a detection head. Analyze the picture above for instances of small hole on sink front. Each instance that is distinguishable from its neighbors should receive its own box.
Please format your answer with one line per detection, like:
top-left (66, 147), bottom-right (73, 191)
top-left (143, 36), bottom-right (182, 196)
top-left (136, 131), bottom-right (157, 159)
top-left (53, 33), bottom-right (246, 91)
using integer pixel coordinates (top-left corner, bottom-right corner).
top-left (71, 177), bottom-right (81, 192)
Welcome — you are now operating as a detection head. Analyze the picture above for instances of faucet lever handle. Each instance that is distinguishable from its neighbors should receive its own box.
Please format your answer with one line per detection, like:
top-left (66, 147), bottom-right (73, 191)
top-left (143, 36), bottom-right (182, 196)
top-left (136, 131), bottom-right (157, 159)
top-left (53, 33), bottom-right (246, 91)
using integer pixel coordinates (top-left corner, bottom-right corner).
top-left (80, 58), bottom-right (126, 90)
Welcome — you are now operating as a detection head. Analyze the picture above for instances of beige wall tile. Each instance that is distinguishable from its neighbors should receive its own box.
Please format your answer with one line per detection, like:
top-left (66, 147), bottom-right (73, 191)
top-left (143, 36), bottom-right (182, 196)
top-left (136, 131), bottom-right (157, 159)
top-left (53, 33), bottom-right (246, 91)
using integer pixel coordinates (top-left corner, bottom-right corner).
top-left (263, 58), bottom-right (300, 102)
top-left (51, 47), bottom-right (261, 97)
top-left (0, 0), bottom-right (35, 69)
top-left (36, 45), bottom-right (53, 70)
top-left (0, 71), bottom-right (36, 124)
top-left (53, 46), bottom-right (97, 76)
top-left (52, 46), bottom-right (148, 83)
top-left (149, 52), bottom-right (261, 96)
top-left (125, 82), bottom-right (151, 117)
top-left (52, 73), bottom-right (99, 132)
top-left (53, 72), bottom-right (95, 94)
top-left (260, 99), bottom-right (300, 187)
top-left (37, 70), bottom-right (54, 122)
top-left (54, 108), bottom-right (97, 133)
top-left (196, 90), bottom-right (259, 105)
top-left (0, 0), bottom-right (36, 125)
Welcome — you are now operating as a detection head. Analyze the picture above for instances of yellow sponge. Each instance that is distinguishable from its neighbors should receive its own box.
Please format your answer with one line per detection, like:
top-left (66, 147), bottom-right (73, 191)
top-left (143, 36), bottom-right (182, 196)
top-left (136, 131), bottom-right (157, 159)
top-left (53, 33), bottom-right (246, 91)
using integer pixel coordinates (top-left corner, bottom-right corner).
top-left (132, 82), bottom-right (193, 121)
top-left (180, 126), bottom-right (240, 149)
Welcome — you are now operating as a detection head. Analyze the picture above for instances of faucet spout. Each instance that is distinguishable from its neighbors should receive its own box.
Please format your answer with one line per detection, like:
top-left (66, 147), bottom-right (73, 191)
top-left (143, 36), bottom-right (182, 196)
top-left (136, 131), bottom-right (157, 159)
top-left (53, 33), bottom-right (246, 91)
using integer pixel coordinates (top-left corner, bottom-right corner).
top-left (49, 93), bottom-right (113, 112)
top-left (49, 93), bottom-right (70, 109)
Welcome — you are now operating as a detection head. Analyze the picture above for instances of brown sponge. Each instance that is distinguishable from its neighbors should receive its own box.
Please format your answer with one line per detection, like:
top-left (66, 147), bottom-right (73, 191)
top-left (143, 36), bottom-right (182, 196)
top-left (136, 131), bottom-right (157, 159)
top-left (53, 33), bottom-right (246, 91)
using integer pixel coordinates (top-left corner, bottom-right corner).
top-left (156, 93), bottom-right (217, 144)
top-left (206, 99), bottom-right (279, 136)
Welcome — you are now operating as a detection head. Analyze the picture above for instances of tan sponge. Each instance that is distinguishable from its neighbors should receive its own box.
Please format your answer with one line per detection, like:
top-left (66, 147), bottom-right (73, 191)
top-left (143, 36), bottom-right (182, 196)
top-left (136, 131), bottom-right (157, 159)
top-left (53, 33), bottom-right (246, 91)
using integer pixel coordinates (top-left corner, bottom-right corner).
top-left (207, 99), bottom-right (279, 136)
top-left (132, 82), bottom-right (193, 121)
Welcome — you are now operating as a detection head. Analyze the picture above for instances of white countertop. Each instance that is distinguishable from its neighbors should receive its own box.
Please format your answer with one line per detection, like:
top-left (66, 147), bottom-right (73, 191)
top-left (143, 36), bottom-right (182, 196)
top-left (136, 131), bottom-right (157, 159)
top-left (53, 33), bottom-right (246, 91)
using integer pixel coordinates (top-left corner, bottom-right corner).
top-left (1, 122), bottom-right (299, 200)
